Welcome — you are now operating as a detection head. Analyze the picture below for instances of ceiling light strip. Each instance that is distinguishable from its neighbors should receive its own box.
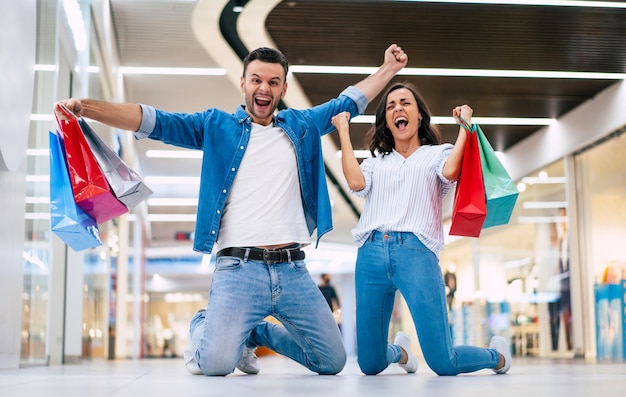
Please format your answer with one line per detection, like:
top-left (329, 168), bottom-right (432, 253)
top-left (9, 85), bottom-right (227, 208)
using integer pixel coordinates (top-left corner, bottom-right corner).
top-left (119, 67), bottom-right (227, 76)
top-left (35, 64), bottom-right (57, 72)
top-left (25, 213), bottom-right (50, 220)
top-left (25, 197), bottom-right (50, 204)
top-left (521, 176), bottom-right (566, 184)
top-left (392, 0), bottom-right (626, 8)
top-left (148, 214), bottom-right (197, 222)
top-left (146, 150), bottom-right (202, 159)
top-left (30, 114), bottom-right (55, 121)
top-left (290, 66), bottom-right (626, 80)
top-left (39, 63), bottom-right (624, 80)
top-left (23, 212), bottom-right (197, 222)
top-left (517, 216), bottom-right (568, 224)
top-left (336, 150), bottom-right (372, 159)
top-left (27, 149), bottom-right (50, 156)
top-left (35, 112), bottom-right (555, 127)
top-left (26, 175), bottom-right (49, 183)
top-left (523, 201), bottom-right (568, 209)
top-left (144, 176), bottom-right (200, 184)
top-left (147, 198), bottom-right (198, 206)
top-left (351, 115), bottom-right (555, 125)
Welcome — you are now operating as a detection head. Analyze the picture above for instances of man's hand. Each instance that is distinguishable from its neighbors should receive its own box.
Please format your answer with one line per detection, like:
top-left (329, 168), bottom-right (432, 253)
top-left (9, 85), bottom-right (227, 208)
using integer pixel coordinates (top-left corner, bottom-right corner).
top-left (54, 99), bottom-right (83, 121)
top-left (354, 44), bottom-right (409, 102)
top-left (384, 44), bottom-right (408, 74)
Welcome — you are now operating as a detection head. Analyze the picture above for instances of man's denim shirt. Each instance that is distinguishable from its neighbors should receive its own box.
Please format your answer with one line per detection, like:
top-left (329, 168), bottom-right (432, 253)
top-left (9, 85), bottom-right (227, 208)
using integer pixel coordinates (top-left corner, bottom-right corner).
top-left (136, 86), bottom-right (368, 254)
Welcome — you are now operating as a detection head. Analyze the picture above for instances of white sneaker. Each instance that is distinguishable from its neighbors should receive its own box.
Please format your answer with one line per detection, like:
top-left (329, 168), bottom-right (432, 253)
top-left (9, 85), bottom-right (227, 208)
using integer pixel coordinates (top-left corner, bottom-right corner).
top-left (183, 338), bottom-right (203, 375)
top-left (394, 332), bottom-right (418, 373)
top-left (237, 346), bottom-right (260, 374)
top-left (489, 336), bottom-right (512, 374)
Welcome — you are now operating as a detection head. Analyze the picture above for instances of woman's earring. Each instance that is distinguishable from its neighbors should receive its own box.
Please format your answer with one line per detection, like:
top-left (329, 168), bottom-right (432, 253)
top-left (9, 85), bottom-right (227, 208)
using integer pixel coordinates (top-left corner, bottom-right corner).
top-left (418, 119), bottom-right (422, 128)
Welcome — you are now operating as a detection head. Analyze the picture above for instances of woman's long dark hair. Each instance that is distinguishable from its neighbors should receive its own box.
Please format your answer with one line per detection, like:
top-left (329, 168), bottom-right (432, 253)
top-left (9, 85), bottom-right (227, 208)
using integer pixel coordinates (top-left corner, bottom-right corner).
top-left (367, 82), bottom-right (441, 157)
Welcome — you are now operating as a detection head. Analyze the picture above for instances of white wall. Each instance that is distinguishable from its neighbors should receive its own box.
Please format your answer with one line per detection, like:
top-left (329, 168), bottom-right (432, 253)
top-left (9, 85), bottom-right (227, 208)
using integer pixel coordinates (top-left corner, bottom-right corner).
top-left (0, 0), bottom-right (36, 369)
top-left (0, 169), bottom-right (27, 369)
top-left (506, 80), bottom-right (626, 182)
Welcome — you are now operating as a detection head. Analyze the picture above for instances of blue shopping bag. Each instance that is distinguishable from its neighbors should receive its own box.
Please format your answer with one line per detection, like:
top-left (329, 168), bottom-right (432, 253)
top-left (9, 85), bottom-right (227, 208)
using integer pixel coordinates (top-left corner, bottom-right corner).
top-left (49, 130), bottom-right (102, 251)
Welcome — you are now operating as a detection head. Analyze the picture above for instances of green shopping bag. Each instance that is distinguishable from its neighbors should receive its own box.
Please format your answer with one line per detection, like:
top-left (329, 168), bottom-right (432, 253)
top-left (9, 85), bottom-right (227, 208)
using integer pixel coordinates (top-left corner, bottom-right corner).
top-left (475, 124), bottom-right (519, 228)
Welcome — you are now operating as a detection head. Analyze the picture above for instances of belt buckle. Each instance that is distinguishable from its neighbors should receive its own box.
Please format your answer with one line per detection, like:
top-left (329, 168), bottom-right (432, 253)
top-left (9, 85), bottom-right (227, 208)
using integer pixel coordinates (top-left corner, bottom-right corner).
top-left (263, 249), bottom-right (281, 264)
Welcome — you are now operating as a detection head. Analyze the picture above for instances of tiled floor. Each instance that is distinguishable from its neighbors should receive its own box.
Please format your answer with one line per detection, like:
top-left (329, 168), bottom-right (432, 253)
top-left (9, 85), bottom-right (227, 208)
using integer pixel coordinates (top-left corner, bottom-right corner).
top-left (1, 354), bottom-right (625, 397)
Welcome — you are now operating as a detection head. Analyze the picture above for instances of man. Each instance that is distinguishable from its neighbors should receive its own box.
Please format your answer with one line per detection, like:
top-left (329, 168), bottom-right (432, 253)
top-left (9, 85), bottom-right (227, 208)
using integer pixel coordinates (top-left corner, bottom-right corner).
top-left (319, 273), bottom-right (340, 313)
top-left (56, 44), bottom-right (407, 376)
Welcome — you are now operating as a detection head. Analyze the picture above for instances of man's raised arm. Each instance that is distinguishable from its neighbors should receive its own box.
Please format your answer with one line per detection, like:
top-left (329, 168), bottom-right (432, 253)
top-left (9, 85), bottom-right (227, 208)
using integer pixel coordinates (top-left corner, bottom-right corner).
top-left (353, 44), bottom-right (408, 103)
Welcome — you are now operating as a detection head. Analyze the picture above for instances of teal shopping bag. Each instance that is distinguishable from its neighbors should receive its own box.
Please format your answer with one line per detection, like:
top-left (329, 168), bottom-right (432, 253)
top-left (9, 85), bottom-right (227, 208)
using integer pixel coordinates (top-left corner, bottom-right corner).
top-left (475, 124), bottom-right (519, 228)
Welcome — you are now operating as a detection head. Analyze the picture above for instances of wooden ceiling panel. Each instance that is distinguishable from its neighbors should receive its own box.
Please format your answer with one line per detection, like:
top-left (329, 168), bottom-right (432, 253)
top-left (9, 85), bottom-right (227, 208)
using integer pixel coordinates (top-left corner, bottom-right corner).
top-left (268, 1), bottom-right (626, 72)
top-left (268, 0), bottom-right (626, 153)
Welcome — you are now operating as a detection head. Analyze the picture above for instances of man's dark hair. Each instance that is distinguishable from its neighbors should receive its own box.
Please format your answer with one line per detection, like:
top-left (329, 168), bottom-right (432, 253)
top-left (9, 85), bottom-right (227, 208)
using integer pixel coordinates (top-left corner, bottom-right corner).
top-left (367, 82), bottom-right (441, 157)
top-left (242, 47), bottom-right (289, 79)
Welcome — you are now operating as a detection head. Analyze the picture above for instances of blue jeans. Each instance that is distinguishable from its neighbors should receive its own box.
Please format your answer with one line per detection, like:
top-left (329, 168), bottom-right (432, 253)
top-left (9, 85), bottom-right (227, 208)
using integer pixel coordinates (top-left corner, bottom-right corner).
top-left (189, 256), bottom-right (346, 375)
top-left (355, 231), bottom-right (499, 375)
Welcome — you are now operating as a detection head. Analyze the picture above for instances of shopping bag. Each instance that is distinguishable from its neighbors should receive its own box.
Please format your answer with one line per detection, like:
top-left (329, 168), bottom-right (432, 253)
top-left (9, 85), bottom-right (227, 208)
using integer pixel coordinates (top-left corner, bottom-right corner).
top-left (449, 121), bottom-right (487, 237)
top-left (49, 130), bottom-right (102, 251)
top-left (476, 124), bottom-right (519, 228)
top-left (79, 118), bottom-right (153, 209)
top-left (55, 104), bottom-right (128, 224)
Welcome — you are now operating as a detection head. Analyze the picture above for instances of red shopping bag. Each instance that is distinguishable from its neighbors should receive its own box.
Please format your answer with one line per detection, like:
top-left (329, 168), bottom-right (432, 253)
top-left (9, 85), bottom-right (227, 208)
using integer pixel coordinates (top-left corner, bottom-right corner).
top-left (449, 121), bottom-right (486, 237)
top-left (55, 104), bottom-right (128, 224)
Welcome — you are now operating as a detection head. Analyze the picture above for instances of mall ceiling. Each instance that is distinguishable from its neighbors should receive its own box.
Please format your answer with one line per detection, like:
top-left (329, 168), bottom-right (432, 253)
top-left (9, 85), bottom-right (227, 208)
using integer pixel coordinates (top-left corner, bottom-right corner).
top-left (107, 0), bottom-right (626, 254)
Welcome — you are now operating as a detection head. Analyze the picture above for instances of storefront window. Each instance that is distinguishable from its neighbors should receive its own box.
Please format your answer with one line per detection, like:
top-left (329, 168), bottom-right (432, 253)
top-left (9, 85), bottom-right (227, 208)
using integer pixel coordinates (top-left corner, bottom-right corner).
top-left (22, 0), bottom-right (114, 364)
top-left (441, 160), bottom-right (570, 357)
top-left (21, 247), bottom-right (50, 364)
top-left (21, 0), bottom-right (59, 363)
top-left (575, 128), bottom-right (626, 284)
top-left (574, 128), bottom-right (626, 360)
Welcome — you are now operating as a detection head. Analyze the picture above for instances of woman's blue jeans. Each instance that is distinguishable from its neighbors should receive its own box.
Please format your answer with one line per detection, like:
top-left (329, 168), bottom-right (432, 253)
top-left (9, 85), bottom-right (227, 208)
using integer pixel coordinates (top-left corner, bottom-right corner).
top-left (355, 231), bottom-right (499, 375)
top-left (189, 256), bottom-right (346, 376)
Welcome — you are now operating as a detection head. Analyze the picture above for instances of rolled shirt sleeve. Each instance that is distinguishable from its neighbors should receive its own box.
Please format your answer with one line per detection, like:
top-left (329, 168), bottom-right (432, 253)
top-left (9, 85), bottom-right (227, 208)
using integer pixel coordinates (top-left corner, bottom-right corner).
top-left (340, 86), bottom-right (368, 115)
top-left (134, 104), bottom-right (157, 139)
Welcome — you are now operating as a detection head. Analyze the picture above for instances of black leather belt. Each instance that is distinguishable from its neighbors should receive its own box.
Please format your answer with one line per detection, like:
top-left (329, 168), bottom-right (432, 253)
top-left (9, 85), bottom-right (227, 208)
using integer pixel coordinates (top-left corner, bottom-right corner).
top-left (216, 246), bottom-right (305, 264)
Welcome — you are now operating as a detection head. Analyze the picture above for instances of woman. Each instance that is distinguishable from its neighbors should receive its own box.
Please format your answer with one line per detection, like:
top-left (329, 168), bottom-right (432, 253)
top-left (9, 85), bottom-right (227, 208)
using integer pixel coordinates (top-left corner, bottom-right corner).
top-left (332, 82), bottom-right (511, 376)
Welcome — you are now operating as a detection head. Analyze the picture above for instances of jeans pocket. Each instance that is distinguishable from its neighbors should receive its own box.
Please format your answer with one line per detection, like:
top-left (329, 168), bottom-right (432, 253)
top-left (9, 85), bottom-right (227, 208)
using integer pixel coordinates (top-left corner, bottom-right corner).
top-left (404, 234), bottom-right (434, 255)
top-left (215, 257), bottom-right (243, 272)
top-left (286, 260), bottom-right (308, 273)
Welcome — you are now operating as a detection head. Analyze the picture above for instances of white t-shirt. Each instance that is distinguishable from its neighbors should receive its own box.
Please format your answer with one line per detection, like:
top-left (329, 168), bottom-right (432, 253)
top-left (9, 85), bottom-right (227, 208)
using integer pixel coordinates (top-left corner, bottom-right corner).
top-left (216, 122), bottom-right (311, 249)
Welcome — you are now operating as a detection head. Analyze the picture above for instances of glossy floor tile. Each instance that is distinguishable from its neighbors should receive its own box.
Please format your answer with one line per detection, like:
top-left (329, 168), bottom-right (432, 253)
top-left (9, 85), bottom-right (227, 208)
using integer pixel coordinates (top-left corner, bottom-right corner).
top-left (1, 355), bottom-right (625, 397)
